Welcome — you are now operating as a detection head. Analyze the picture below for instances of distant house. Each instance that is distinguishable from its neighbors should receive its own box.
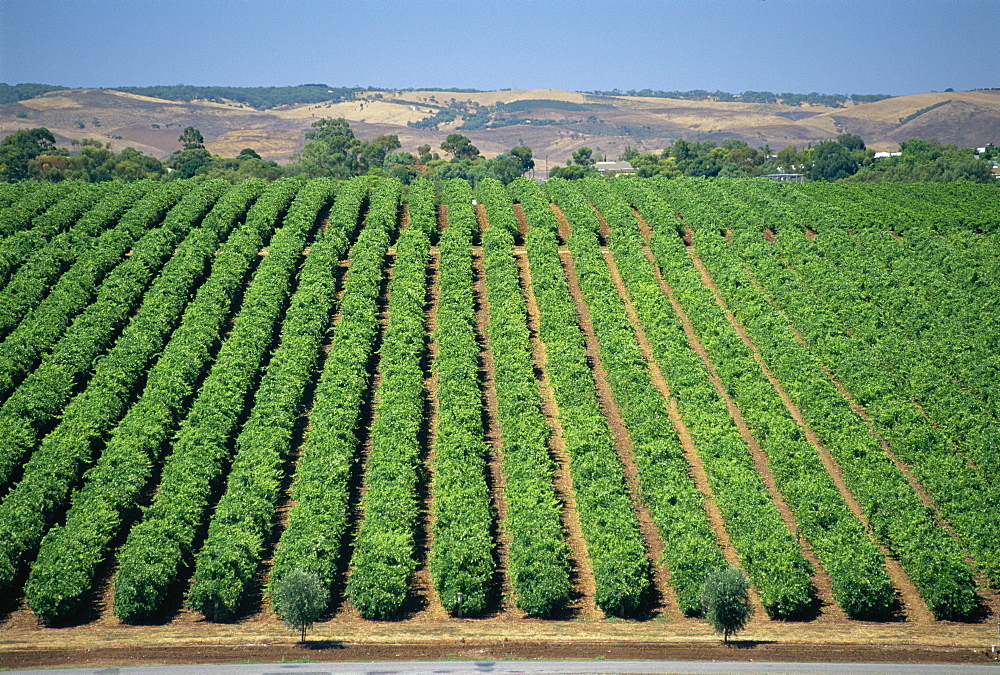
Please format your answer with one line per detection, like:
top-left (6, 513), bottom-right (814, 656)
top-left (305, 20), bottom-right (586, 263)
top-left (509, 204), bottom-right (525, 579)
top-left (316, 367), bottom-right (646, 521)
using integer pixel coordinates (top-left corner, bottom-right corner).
top-left (991, 165), bottom-right (1000, 180)
top-left (595, 161), bottom-right (635, 176)
top-left (873, 151), bottom-right (902, 159)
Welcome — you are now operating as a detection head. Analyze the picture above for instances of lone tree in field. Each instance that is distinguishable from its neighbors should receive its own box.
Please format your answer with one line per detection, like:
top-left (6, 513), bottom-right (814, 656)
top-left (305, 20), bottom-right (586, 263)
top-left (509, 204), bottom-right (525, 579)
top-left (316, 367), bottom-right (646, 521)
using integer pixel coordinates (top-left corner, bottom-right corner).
top-left (178, 126), bottom-right (205, 150)
top-left (701, 567), bottom-right (753, 644)
top-left (571, 146), bottom-right (596, 166)
top-left (440, 133), bottom-right (479, 159)
top-left (274, 569), bottom-right (328, 643)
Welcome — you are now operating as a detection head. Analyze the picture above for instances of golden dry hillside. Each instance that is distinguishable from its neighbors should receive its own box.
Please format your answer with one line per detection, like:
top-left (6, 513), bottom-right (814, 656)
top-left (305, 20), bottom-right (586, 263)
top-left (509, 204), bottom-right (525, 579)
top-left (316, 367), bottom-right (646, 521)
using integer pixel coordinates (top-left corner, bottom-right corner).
top-left (2, 86), bottom-right (998, 162)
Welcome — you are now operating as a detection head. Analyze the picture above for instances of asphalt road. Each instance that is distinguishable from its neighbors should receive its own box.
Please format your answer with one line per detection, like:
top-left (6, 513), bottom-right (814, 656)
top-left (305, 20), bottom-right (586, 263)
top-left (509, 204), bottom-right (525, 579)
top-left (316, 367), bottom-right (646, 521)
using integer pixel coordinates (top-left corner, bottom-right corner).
top-left (6, 661), bottom-right (999, 675)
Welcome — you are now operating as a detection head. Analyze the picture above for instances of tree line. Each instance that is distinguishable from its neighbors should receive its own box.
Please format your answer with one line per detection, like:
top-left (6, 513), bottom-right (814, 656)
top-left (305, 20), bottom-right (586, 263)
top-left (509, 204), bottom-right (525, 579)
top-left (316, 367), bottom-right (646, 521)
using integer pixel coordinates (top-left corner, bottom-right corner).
top-left (112, 84), bottom-right (363, 110)
top-left (0, 83), bottom-right (69, 105)
top-left (1, 122), bottom-right (993, 185)
top-left (586, 89), bottom-right (894, 107)
top-left (0, 121), bottom-right (536, 186)
top-left (551, 134), bottom-right (996, 183)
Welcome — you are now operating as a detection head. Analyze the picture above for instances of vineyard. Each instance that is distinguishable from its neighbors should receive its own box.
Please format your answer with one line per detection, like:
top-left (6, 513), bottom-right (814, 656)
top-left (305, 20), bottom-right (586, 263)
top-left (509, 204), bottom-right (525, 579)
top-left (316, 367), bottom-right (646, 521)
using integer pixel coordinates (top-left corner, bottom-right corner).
top-left (0, 174), bottom-right (999, 638)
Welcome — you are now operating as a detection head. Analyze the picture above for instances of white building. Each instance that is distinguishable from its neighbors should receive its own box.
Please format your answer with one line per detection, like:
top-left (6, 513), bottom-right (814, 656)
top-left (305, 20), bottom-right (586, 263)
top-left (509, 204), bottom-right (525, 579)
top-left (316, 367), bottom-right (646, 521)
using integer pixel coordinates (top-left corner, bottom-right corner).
top-left (594, 161), bottom-right (635, 176)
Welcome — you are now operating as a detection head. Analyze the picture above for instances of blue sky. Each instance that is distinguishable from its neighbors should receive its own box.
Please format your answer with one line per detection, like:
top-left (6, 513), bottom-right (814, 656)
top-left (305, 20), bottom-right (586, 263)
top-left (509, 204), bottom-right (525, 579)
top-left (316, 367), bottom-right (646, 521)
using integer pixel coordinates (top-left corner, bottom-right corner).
top-left (1, 0), bottom-right (996, 95)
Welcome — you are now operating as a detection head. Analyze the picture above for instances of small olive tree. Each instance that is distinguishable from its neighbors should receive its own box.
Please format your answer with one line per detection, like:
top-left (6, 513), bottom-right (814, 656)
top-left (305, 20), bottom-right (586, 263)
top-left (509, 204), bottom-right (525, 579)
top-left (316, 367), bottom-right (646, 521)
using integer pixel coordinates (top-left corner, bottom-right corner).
top-left (701, 567), bottom-right (753, 644)
top-left (273, 569), bottom-right (329, 643)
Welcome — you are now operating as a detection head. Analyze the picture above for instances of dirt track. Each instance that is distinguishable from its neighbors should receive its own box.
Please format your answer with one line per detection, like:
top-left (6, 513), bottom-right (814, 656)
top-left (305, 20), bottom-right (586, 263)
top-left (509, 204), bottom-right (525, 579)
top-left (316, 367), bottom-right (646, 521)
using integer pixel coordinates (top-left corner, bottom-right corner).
top-left (4, 592), bottom-right (1000, 670)
top-left (3, 635), bottom-right (998, 670)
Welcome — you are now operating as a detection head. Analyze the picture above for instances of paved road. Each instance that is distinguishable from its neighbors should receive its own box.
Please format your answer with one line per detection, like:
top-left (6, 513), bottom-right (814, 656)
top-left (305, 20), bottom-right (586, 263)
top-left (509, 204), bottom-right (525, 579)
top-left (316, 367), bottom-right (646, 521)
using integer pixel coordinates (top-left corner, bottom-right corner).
top-left (7, 661), bottom-right (999, 675)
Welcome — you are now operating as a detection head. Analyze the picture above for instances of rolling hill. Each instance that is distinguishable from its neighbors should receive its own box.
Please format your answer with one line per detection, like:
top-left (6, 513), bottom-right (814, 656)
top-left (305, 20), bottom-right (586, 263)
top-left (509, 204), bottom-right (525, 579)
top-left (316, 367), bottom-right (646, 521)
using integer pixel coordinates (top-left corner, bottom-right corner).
top-left (1, 86), bottom-right (997, 164)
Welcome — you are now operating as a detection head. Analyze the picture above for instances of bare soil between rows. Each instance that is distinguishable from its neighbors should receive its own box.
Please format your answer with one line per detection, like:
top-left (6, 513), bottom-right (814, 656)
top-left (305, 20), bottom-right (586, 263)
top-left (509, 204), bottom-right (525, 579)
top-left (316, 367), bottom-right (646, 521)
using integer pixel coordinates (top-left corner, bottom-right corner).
top-left (6, 200), bottom-right (1000, 671)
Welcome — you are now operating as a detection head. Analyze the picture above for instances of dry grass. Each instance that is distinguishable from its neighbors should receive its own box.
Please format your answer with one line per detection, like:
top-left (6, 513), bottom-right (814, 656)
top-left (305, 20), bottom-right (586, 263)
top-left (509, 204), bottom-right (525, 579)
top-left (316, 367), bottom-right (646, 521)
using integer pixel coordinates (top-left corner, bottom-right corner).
top-left (272, 99), bottom-right (433, 125)
top-left (206, 129), bottom-right (305, 161)
top-left (381, 88), bottom-right (592, 107)
top-left (832, 90), bottom-right (996, 124)
top-left (2, 598), bottom-right (997, 653)
top-left (3, 86), bottom-right (998, 164)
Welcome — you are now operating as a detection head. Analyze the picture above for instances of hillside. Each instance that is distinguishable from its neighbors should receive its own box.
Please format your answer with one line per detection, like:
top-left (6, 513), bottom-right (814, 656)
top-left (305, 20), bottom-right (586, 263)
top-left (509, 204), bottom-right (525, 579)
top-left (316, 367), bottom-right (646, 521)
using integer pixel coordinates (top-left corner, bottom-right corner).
top-left (1, 87), bottom-right (998, 164)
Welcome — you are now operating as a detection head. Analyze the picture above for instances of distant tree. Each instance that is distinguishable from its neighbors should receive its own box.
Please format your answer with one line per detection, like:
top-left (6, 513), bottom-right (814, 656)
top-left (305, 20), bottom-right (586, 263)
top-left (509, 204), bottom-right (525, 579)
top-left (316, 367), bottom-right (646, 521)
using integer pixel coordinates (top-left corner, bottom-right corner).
top-left (509, 145), bottom-right (534, 173)
top-left (725, 144), bottom-right (764, 172)
top-left (440, 133), bottom-right (479, 159)
top-left (484, 154), bottom-right (525, 184)
top-left (384, 151), bottom-right (417, 168)
top-left (683, 147), bottom-right (727, 178)
top-left (359, 134), bottom-right (401, 169)
top-left (669, 138), bottom-right (695, 162)
top-left (619, 145), bottom-right (640, 162)
top-left (571, 146), bottom-right (596, 166)
top-left (274, 569), bottom-right (328, 643)
top-left (701, 567), bottom-right (753, 644)
top-left (387, 163), bottom-right (419, 184)
top-left (237, 148), bottom-right (262, 160)
top-left (548, 164), bottom-right (598, 180)
top-left (665, 139), bottom-right (724, 176)
top-left (28, 153), bottom-right (70, 181)
top-left (630, 152), bottom-right (681, 178)
top-left (426, 156), bottom-right (506, 186)
top-left (167, 147), bottom-right (213, 179)
top-left (740, 90), bottom-right (777, 104)
top-left (63, 142), bottom-right (116, 181)
top-left (198, 151), bottom-right (282, 183)
top-left (0, 127), bottom-right (58, 181)
top-left (113, 147), bottom-right (167, 181)
top-left (836, 133), bottom-right (866, 151)
top-left (775, 144), bottom-right (805, 173)
top-left (306, 117), bottom-right (355, 143)
top-left (898, 138), bottom-right (934, 157)
top-left (809, 140), bottom-right (859, 181)
top-left (374, 134), bottom-right (402, 152)
top-left (178, 126), bottom-right (205, 150)
top-left (287, 117), bottom-right (362, 178)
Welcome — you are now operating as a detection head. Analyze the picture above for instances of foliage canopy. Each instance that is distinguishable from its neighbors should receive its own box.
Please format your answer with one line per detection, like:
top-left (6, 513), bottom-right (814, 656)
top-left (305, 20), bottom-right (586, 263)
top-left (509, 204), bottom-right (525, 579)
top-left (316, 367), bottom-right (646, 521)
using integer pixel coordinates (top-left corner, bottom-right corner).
top-left (701, 567), bottom-right (753, 643)
top-left (273, 568), bottom-right (329, 642)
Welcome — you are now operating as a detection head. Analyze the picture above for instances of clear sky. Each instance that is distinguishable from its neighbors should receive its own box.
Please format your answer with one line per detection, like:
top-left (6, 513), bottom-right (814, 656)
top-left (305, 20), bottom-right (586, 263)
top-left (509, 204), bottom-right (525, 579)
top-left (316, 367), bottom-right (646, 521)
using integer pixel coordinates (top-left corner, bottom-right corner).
top-left (1, 0), bottom-right (996, 95)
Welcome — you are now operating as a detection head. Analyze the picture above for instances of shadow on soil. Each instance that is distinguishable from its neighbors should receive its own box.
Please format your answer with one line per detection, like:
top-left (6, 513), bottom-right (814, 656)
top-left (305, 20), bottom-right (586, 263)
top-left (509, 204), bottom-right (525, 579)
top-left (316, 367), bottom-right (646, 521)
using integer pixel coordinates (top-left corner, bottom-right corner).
top-left (726, 639), bottom-right (779, 649)
top-left (301, 640), bottom-right (346, 651)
